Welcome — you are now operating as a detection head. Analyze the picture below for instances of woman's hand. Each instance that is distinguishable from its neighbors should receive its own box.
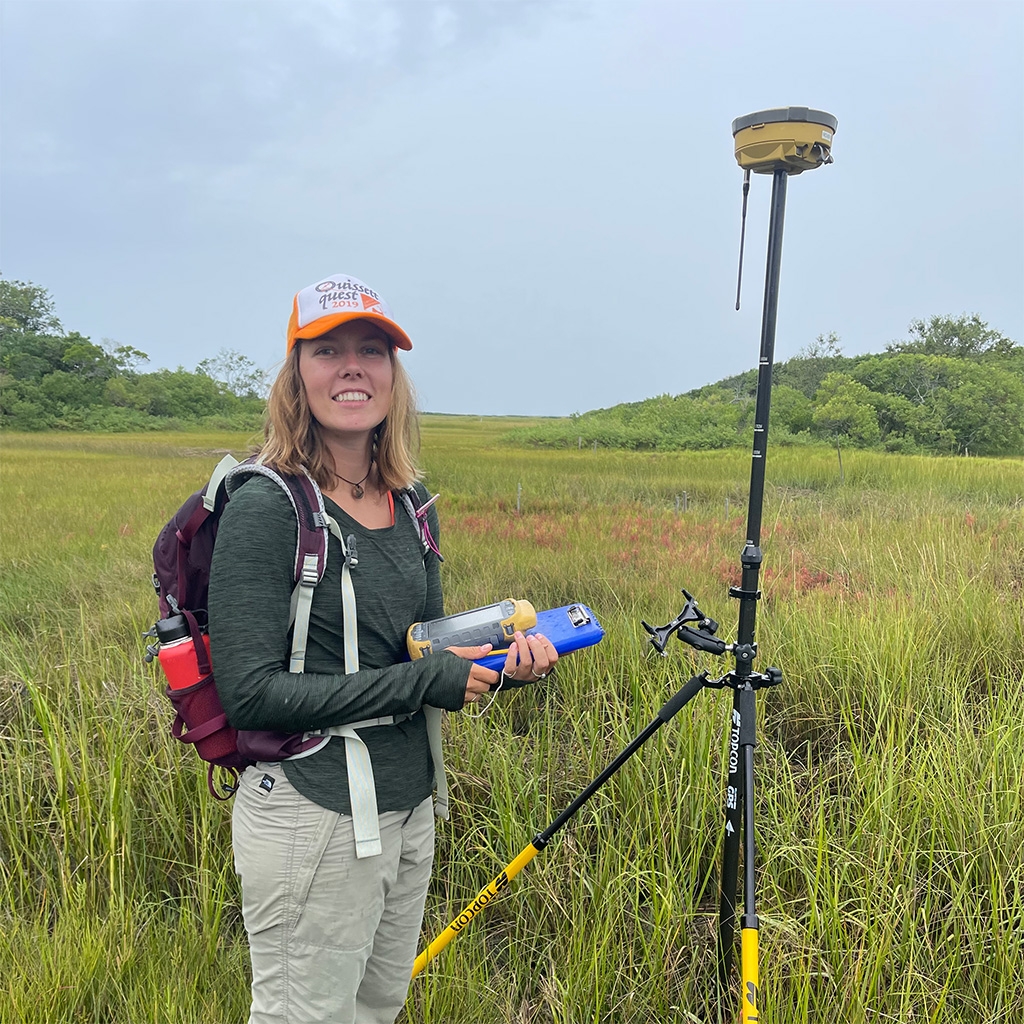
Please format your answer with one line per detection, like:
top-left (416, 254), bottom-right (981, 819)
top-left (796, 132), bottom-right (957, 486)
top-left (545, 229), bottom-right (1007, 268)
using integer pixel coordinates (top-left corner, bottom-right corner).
top-left (447, 632), bottom-right (558, 705)
top-left (502, 631), bottom-right (558, 685)
top-left (446, 643), bottom-right (500, 705)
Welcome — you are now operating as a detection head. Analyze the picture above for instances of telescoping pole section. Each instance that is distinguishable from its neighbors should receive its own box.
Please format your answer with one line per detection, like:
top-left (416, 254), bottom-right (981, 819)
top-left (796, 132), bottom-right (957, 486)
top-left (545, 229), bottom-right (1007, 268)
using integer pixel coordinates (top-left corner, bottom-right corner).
top-left (718, 166), bottom-right (788, 1004)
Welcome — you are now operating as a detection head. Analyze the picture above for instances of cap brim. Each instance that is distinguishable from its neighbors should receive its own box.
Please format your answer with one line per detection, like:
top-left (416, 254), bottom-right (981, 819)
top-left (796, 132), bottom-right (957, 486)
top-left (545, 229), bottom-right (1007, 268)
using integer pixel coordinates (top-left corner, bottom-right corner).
top-left (292, 311), bottom-right (412, 351)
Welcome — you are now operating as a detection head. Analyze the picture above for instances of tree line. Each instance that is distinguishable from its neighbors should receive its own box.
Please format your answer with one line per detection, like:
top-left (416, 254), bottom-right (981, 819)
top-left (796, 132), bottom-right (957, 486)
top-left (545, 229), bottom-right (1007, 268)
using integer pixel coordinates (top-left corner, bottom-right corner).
top-left (3, 277), bottom-right (1022, 455)
top-left (0, 278), bottom-right (269, 432)
top-left (506, 318), bottom-right (1024, 457)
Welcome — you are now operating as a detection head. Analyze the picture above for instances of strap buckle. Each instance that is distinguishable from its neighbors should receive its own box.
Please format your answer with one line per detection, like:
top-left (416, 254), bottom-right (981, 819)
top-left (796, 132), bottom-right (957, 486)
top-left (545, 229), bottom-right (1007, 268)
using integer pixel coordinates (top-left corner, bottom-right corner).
top-left (300, 553), bottom-right (319, 587)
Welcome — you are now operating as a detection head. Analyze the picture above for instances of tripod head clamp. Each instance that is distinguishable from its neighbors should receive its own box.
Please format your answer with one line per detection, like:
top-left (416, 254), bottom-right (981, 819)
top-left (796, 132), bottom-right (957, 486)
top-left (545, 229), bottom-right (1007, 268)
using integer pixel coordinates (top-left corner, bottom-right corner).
top-left (642, 588), bottom-right (728, 657)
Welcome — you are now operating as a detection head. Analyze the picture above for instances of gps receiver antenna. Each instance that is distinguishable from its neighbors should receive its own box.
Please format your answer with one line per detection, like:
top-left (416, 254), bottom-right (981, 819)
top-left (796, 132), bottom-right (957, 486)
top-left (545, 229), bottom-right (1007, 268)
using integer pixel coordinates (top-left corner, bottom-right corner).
top-left (735, 169), bottom-right (751, 310)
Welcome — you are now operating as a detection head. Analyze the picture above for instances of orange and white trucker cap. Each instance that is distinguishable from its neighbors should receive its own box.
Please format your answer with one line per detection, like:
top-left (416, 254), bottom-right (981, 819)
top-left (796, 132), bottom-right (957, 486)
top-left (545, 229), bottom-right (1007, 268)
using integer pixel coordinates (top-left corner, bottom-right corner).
top-left (287, 274), bottom-right (412, 353)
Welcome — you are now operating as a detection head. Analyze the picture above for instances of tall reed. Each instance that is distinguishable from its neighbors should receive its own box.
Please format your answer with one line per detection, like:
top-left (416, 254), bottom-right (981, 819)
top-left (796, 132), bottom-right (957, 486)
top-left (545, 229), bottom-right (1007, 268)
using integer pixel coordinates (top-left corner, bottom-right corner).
top-left (1, 427), bottom-right (1020, 1022)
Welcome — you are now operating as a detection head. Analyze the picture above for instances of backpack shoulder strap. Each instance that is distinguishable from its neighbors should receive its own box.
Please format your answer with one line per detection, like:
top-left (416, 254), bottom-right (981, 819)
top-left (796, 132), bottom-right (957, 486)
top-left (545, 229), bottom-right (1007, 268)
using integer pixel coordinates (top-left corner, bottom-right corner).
top-left (395, 486), bottom-right (449, 821)
top-left (224, 461), bottom-right (329, 673)
top-left (203, 453), bottom-right (241, 512)
top-left (225, 462), bottom-right (329, 583)
top-left (176, 453), bottom-right (240, 550)
top-left (160, 453), bottom-right (240, 615)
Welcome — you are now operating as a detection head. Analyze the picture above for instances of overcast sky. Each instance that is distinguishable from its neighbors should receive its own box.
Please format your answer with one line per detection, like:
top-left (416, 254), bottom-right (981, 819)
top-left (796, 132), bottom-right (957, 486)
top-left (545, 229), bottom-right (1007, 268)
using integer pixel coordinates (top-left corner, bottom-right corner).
top-left (2, 0), bottom-right (1021, 416)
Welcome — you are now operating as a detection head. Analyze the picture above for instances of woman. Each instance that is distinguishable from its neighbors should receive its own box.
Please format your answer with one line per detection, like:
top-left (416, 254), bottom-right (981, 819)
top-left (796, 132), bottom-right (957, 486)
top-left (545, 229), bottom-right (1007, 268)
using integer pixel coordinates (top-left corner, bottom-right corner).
top-left (208, 273), bottom-right (556, 1024)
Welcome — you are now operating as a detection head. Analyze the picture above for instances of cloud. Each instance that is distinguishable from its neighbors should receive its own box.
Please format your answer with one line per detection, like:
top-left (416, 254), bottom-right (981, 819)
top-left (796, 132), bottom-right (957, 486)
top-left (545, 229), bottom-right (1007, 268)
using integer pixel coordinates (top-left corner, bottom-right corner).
top-left (2, 1), bottom-right (1020, 416)
top-left (2, 1), bottom-right (565, 180)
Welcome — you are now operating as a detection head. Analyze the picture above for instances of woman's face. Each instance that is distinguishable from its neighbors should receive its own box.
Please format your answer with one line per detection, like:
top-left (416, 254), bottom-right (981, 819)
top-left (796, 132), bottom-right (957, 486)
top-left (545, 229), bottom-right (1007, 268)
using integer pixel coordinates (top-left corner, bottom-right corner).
top-left (298, 320), bottom-right (394, 444)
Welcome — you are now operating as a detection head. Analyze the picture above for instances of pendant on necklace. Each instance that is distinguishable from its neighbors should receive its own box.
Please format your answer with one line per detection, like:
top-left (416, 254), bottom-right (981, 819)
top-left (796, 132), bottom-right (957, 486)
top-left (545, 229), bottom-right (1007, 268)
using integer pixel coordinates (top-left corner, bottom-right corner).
top-left (337, 462), bottom-right (372, 500)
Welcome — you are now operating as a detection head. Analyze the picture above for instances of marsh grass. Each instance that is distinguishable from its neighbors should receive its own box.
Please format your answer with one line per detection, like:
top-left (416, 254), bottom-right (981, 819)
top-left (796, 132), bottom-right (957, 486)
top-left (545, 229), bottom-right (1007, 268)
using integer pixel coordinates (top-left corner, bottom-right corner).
top-left (0, 425), bottom-right (1021, 1022)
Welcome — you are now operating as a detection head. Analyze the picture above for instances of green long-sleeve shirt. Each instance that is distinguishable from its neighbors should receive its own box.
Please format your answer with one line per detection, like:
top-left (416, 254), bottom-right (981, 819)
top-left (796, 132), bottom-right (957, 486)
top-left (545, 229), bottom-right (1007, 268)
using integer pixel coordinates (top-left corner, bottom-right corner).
top-left (208, 474), bottom-right (468, 815)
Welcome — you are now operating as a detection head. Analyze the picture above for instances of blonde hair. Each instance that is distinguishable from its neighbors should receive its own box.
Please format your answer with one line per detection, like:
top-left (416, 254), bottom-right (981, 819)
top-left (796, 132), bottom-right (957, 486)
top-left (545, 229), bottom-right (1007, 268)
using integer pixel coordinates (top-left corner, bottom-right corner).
top-left (260, 342), bottom-right (420, 492)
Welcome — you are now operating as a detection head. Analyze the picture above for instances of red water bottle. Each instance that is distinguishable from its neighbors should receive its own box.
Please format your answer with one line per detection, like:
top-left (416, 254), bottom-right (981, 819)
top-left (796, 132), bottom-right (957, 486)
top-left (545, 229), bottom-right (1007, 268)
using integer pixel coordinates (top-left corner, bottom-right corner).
top-left (155, 614), bottom-right (212, 690)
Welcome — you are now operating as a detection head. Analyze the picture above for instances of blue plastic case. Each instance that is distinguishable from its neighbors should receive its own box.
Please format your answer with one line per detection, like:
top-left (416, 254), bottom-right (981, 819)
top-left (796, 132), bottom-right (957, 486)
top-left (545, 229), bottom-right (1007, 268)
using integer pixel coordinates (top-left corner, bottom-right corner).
top-left (473, 603), bottom-right (604, 672)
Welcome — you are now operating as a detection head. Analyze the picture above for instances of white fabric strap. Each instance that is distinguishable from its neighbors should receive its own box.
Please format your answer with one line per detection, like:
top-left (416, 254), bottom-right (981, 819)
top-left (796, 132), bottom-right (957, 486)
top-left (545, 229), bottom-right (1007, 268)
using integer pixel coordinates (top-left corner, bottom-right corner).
top-left (204, 454), bottom-right (240, 511)
top-left (311, 709), bottom-right (447, 822)
top-left (325, 515), bottom-right (360, 674)
top-left (291, 513), bottom-right (449, 857)
top-left (327, 513), bottom-right (452, 829)
top-left (321, 514), bottom-right (384, 857)
top-left (289, 716), bottom-right (401, 763)
top-left (270, 476), bottom-right (448, 858)
top-left (311, 715), bottom-right (399, 738)
top-left (343, 591), bottom-right (359, 675)
top-left (336, 723), bottom-right (382, 857)
top-left (425, 706), bottom-right (448, 820)
top-left (288, 554), bottom-right (321, 673)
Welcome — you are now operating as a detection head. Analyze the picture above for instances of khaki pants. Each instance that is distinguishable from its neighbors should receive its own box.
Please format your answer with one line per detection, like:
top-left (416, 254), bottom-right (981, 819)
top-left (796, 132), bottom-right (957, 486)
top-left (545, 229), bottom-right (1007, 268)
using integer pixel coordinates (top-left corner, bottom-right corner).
top-left (232, 762), bottom-right (434, 1024)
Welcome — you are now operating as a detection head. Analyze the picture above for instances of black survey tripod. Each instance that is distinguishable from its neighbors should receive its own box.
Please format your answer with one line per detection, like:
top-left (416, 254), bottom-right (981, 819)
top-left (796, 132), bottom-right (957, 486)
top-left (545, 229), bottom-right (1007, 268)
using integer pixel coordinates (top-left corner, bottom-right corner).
top-left (413, 108), bottom-right (836, 1022)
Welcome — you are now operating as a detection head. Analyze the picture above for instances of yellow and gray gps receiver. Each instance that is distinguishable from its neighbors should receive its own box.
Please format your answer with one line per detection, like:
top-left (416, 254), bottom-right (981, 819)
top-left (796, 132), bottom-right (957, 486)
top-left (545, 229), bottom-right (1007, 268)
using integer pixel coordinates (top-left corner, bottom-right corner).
top-left (731, 106), bottom-right (836, 175)
top-left (731, 106), bottom-right (837, 311)
top-left (407, 599), bottom-right (537, 660)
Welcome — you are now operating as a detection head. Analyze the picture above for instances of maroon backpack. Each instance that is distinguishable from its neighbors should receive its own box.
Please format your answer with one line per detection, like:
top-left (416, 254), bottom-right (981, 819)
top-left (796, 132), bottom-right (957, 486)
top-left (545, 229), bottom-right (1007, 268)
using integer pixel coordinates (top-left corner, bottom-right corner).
top-left (148, 455), bottom-right (332, 798)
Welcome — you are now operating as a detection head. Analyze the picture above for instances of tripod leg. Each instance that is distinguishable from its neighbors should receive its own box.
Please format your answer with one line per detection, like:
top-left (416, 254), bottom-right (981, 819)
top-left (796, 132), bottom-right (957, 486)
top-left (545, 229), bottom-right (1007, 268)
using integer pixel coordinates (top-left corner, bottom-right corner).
top-left (413, 673), bottom-right (710, 978)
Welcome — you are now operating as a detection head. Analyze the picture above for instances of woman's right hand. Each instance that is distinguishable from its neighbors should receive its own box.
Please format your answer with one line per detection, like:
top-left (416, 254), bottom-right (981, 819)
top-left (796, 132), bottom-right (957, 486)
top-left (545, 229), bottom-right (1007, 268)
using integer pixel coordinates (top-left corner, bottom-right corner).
top-left (446, 644), bottom-right (500, 705)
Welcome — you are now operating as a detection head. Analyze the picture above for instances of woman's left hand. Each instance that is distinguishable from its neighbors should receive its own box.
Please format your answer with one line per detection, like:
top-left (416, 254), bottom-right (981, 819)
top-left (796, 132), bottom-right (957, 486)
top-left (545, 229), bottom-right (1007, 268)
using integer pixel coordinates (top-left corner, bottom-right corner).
top-left (501, 631), bottom-right (558, 685)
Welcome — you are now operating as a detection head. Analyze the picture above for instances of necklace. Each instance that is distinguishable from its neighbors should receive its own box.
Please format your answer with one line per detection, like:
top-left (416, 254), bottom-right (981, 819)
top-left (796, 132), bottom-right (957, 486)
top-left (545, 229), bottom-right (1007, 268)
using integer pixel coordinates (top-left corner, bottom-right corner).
top-left (336, 462), bottom-right (373, 499)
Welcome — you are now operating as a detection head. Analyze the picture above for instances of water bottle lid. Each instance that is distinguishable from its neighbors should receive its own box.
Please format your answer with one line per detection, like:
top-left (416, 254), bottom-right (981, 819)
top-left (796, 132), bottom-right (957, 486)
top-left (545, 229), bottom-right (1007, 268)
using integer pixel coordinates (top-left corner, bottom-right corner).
top-left (155, 614), bottom-right (191, 644)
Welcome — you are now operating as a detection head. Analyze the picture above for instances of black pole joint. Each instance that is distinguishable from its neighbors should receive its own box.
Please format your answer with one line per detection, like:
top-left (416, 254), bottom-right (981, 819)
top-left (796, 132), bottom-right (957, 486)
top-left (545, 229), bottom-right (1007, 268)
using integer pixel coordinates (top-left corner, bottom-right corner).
top-left (740, 543), bottom-right (762, 568)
